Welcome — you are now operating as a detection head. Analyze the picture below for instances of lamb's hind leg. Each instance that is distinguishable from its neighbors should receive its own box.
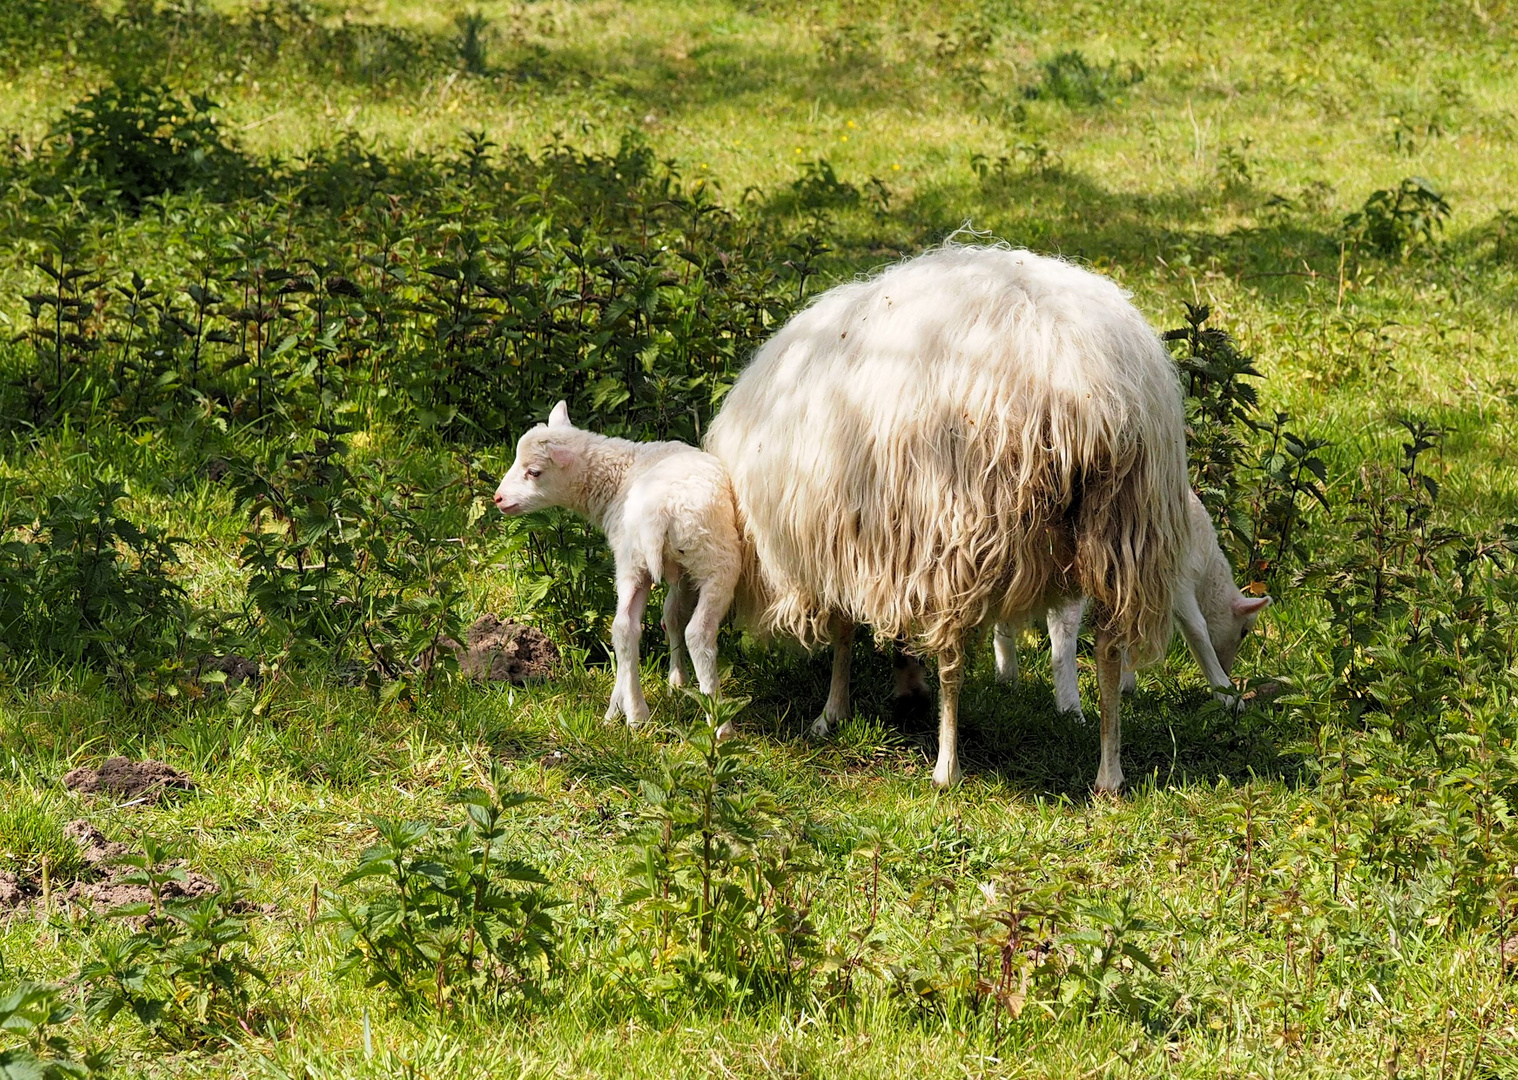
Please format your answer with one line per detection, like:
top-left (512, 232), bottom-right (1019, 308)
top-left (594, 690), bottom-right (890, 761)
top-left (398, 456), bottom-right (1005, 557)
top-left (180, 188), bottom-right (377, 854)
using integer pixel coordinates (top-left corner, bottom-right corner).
top-left (811, 615), bottom-right (854, 738)
top-left (608, 572), bottom-right (653, 728)
top-left (684, 567), bottom-right (737, 736)
top-left (662, 574), bottom-right (695, 689)
top-left (932, 642), bottom-right (965, 789)
top-left (993, 621), bottom-right (1021, 684)
top-left (1047, 596), bottom-right (1087, 719)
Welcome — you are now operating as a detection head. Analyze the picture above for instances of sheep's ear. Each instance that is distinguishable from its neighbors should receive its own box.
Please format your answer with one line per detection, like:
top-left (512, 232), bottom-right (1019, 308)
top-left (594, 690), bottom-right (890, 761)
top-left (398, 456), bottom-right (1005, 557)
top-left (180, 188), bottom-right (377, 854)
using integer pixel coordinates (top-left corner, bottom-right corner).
top-left (1233, 595), bottom-right (1271, 617)
top-left (548, 401), bottom-right (571, 429)
top-left (548, 443), bottom-right (576, 469)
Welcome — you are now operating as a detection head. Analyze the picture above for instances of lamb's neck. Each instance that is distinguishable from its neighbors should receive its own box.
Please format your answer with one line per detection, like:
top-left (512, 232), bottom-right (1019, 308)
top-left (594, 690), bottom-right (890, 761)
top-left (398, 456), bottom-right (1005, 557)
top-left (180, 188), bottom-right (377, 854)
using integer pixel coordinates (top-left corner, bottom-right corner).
top-left (568, 434), bottom-right (642, 528)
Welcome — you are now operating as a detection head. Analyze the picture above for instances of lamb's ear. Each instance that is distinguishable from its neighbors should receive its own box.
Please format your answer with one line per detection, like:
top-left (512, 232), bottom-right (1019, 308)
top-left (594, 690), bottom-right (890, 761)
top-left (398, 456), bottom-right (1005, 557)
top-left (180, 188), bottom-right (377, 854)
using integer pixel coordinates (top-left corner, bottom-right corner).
top-left (1233, 595), bottom-right (1271, 617)
top-left (548, 442), bottom-right (576, 469)
top-left (548, 400), bottom-right (571, 429)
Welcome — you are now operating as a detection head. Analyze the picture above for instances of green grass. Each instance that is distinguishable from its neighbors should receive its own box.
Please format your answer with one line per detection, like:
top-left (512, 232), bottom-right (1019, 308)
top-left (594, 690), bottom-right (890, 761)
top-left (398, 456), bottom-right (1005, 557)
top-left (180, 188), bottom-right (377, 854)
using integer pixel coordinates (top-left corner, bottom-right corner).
top-left (0, 0), bottom-right (1517, 1076)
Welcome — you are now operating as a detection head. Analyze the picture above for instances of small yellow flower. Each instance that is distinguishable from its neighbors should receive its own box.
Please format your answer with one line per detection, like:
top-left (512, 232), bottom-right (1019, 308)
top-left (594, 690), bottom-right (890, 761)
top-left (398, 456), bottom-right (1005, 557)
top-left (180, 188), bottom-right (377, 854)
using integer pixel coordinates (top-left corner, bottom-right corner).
top-left (841, 135), bottom-right (848, 142)
top-left (847, 120), bottom-right (856, 129)
top-left (795, 147), bottom-right (802, 154)
top-left (892, 163), bottom-right (901, 170)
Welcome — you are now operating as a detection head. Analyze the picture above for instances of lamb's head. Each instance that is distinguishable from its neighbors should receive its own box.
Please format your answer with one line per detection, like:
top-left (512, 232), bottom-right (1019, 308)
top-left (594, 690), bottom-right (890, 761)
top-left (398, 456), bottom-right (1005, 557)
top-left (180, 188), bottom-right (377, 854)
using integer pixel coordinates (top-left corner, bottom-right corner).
top-left (1182, 492), bottom-right (1272, 678)
top-left (494, 401), bottom-right (581, 515)
top-left (1209, 588), bottom-right (1271, 676)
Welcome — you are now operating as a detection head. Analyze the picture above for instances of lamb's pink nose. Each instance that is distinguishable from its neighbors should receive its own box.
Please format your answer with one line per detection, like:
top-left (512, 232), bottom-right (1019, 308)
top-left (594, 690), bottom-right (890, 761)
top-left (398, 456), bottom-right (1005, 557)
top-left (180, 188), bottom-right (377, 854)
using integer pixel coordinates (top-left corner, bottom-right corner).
top-left (493, 492), bottom-right (506, 509)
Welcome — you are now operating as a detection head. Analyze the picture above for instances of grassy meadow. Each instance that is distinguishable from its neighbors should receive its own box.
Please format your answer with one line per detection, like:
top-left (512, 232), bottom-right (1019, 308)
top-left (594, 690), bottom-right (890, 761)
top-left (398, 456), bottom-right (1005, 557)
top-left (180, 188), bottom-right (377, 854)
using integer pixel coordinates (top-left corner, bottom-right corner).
top-left (0, 0), bottom-right (1517, 1076)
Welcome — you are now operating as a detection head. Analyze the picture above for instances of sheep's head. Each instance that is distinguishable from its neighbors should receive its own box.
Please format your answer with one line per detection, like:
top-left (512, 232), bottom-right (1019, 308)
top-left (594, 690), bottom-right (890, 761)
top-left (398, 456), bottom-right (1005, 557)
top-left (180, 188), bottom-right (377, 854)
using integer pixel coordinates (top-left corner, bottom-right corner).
top-left (494, 400), bottom-right (579, 515)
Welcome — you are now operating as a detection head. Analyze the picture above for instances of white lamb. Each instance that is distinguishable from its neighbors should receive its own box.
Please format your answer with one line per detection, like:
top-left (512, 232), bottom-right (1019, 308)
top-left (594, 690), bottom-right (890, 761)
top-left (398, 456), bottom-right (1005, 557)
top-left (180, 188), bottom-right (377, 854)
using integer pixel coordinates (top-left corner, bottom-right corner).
top-left (493, 401), bottom-right (741, 727)
top-left (992, 490), bottom-right (1271, 717)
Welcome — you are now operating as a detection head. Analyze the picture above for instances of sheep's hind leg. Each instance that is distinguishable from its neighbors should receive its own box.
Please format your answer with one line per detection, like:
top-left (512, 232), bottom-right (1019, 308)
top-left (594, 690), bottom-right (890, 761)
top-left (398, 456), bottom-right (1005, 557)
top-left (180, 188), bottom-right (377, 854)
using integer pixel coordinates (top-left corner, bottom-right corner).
top-left (811, 615), bottom-right (854, 738)
top-left (662, 575), bottom-right (695, 689)
top-left (931, 642), bottom-right (965, 789)
top-left (608, 573), bottom-right (653, 728)
top-left (1093, 627), bottom-right (1125, 794)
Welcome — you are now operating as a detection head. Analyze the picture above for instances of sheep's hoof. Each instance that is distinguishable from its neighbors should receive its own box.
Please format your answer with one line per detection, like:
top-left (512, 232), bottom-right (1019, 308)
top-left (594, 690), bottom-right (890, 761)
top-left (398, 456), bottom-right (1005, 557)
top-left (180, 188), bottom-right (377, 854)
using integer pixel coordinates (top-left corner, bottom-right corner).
top-left (1057, 705), bottom-right (1088, 725)
top-left (809, 714), bottom-right (832, 739)
top-left (931, 757), bottom-right (961, 789)
top-left (1093, 764), bottom-right (1124, 795)
top-left (713, 720), bottom-right (737, 742)
top-left (668, 667), bottom-right (687, 690)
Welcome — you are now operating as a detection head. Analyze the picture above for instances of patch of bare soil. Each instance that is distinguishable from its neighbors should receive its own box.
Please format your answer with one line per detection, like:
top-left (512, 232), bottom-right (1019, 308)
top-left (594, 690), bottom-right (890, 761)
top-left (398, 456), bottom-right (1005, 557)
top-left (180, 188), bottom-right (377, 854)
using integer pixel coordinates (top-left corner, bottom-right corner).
top-left (1, 821), bottom-right (218, 916)
top-left (448, 615), bottom-right (560, 684)
top-left (200, 653), bottom-right (261, 687)
top-left (62, 758), bottom-right (195, 805)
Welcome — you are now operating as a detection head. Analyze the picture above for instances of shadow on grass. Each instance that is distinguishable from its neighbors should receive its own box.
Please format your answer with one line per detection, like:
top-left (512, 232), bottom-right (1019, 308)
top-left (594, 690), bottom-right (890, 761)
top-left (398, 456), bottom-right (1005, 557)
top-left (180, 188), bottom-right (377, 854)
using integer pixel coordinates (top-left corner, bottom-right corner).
top-left (739, 636), bottom-right (1298, 800)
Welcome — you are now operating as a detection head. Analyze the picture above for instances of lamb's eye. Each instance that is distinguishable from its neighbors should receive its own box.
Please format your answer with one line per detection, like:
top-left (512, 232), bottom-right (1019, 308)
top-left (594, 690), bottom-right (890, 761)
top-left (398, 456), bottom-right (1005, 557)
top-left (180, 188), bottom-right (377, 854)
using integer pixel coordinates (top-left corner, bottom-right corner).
top-left (525, 467), bottom-right (542, 479)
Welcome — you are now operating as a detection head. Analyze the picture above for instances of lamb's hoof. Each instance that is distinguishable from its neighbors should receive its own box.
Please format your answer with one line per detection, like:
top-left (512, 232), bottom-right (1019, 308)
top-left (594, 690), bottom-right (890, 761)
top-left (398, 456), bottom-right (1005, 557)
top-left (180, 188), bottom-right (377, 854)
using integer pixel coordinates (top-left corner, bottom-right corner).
top-left (1057, 705), bottom-right (1087, 725)
top-left (604, 700), bottom-right (624, 724)
top-left (668, 667), bottom-right (687, 690)
top-left (931, 758), bottom-right (962, 789)
top-left (1093, 766), bottom-right (1124, 795)
top-left (809, 714), bottom-right (834, 739)
top-left (714, 720), bottom-right (737, 742)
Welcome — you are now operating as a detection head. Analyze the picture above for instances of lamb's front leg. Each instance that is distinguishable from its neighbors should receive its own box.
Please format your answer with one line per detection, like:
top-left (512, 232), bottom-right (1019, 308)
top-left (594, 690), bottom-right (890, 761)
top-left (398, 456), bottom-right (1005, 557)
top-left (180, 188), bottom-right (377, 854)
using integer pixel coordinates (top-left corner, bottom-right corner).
top-left (811, 614), bottom-right (854, 738)
top-left (1175, 592), bottom-right (1240, 710)
top-left (662, 574), bottom-right (695, 689)
top-left (608, 572), bottom-right (653, 728)
top-left (684, 569), bottom-right (737, 737)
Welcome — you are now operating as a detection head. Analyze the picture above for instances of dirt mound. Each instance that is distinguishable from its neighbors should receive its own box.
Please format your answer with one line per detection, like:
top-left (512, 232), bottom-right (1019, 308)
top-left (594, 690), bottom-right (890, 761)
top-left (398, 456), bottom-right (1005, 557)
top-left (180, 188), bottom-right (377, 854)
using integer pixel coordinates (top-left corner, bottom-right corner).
top-left (62, 758), bottom-right (195, 804)
top-left (1, 820), bottom-right (218, 916)
top-left (192, 653), bottom-right (261, 688)
top-left (450, 616), bottom-right (559, 684)
top-left (63, 819), bottom-right (128, 868)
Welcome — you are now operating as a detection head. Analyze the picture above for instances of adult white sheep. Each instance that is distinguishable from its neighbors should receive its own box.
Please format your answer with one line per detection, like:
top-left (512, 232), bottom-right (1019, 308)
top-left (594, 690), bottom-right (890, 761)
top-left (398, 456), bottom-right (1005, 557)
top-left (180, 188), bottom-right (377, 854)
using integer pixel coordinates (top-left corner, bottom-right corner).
top-left (494, 402), bottom-right (740, 728)
top-left (993, 489), bottom-right (1272, 717)
top-left (705, 243), bottom-right (1191, 792)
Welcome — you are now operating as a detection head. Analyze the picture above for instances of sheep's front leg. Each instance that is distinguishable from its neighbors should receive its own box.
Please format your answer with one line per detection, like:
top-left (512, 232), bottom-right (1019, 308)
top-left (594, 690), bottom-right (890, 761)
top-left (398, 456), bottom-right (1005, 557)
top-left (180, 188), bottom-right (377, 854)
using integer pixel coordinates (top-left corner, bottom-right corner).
top-left (608, 573), bottom-right (653, 728)
top-left (931, 643), bottom-right (965, 789)
top-left (662, 575), bottom-right (695, 689)
top-left (811, 615), bottom-right (854, 738)
top-left (1093, 627), bottom-right (1124, 794)
top-left (1047, 596), bottom-right (1087, 719)
top-left (992, 621), bottom-right (1020, 684)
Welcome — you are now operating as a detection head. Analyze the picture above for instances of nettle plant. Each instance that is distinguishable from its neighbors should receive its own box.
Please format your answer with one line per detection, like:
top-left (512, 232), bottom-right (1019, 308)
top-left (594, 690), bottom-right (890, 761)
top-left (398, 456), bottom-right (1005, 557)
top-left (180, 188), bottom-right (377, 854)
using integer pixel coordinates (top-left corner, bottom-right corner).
top-left (0, 479), bottom-right (199, 698)
top-left (1342, 176), bottom-right (1451, 260)
top-left (232, 431), bottom-right (467, 693)
top-left (1166, 303), bottom-right (1328, 590)
top-left (77, 837), bottom-right (267, 1049)
top-left (615, 694), bottom-right (819, 1008)
top-left (326, 763), bottom-right (561, 1014)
